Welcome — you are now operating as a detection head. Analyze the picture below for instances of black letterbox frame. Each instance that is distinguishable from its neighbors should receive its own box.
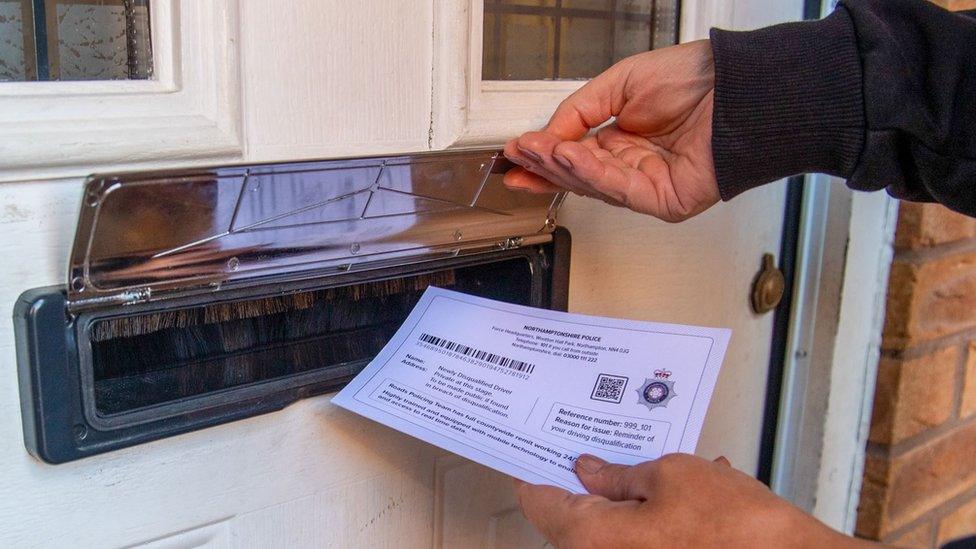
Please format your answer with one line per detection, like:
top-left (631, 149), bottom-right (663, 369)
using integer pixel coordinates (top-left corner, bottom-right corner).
top-left (15, 228), bottom-right (570, 464)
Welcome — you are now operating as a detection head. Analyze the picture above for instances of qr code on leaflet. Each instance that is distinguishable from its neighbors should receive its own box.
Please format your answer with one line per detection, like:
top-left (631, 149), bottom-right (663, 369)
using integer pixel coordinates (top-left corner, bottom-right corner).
top-left (590, 373), bottom-right (629, 404)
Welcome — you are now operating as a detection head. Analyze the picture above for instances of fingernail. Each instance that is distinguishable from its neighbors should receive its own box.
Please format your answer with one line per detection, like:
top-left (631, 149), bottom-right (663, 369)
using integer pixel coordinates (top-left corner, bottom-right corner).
top-left (518, 147), bottom-right (542, 162)
top-left (575, 454), bottom-right (606, 474)
top-left (554, 154), bottom-right (573, 170)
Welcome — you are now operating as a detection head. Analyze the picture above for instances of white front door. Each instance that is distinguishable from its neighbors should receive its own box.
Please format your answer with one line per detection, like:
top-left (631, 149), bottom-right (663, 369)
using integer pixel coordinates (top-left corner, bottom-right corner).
top-left (0, 0), bottom-right (803, 547)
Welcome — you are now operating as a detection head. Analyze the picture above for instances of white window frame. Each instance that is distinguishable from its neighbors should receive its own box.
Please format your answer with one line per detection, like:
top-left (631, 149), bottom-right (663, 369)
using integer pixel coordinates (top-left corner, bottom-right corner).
top-left (430, 0), bottom-right (730, 148)
top-left (0, 0), bottom-right (242, 183)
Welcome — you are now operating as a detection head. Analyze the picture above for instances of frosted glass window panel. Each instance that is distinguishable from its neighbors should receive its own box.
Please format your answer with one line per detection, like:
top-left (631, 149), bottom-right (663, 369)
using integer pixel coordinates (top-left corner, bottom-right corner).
top-left (483, 11), bottom-right (555, 80)
top-left (55, 0), bottom-right (151, 80)
top-left (613, 17), bottom-right (652, 62)
top-left (501, 0), bottom-right (556, 6)
top-left (482, 0), bottom-right (679, 81)
top-left (562, 0), bottom-right (610, 8)
top-left (558, 16), bottom-right (610, 79)
top-left (0, 0), bottom-right (151, 82)
top-left (620, 0), bottom-right (652, 14)
top-left (651, 0), bottom-right (678, 49)
top-left (0, 1), bottom-right (29, 81)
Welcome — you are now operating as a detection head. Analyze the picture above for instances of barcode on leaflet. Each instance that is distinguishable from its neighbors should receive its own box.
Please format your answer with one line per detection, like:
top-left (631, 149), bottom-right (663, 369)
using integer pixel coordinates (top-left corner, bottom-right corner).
top-left (418, 333), bottom-right (535, 374)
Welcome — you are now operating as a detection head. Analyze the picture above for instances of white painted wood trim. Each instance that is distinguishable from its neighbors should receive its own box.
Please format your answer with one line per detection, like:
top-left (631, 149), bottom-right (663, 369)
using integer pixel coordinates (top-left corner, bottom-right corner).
top-left (0, 0), bottom-right (243, 182)
top-left (680, 0), bottom-right (735, 41)
top-left (430, 0), bottom-right (731, 149)
top-left (769, 178), bottom-right (833, 503)
top-left (429, 0), bottom-right (469, 150)
top-left (430, 0), bottom-right (581, 148)
top-left (812, 192), bottom-right (899, 533)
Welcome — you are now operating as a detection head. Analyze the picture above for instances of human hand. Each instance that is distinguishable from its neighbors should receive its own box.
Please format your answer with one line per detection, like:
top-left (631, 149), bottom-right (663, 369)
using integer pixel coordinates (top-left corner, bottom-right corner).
top-left (514, 453), bottom-right (874, 549)
top-left (503, 40), bottom-right (719, 222)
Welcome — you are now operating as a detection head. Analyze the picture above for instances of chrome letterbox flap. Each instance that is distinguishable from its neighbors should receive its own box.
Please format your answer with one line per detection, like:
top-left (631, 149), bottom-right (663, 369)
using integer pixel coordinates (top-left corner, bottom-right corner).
top-left (67, 150), bottom-right (564, 310)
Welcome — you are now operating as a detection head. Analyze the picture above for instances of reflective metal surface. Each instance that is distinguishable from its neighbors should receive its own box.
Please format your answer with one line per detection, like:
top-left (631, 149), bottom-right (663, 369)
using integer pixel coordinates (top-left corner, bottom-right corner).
top-left (68, 150), bottom-right (563, 309)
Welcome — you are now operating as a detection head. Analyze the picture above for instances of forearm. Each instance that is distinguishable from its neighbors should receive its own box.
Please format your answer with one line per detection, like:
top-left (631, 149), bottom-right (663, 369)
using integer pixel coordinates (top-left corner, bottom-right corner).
top-left (711, 0), bottom-right (976, 217)
top-left (710, 8), bottom-right (864, 201)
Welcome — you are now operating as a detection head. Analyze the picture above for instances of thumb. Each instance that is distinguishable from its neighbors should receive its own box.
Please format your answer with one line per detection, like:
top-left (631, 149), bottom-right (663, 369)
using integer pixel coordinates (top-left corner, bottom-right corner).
top-left (543, 69), bottom-right (619, 141)
top-left (575, 454), bottom-right (654, 502)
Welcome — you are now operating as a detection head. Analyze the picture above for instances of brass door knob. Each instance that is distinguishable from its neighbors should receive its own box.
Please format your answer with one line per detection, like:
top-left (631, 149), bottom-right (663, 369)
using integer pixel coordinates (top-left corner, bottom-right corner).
top-left (751, 253), bottom-right (785, 314)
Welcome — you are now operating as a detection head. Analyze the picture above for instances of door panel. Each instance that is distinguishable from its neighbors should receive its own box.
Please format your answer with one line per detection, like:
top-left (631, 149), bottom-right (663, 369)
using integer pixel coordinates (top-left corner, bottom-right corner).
top-left (563, 185), bottom-right (788, 471)
top-left (0, 0), bottom-right (802, 547)
top-left (435, 455), bottom-right (549, 549)
top-left (238, 1), bottom-right (434, 161)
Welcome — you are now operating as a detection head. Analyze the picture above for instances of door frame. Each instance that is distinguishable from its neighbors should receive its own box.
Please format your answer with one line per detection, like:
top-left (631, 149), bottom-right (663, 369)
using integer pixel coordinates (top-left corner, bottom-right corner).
top-left (770, 176), bottom-right (898, 533)
top-left (760, 0), bottom-right (898, 533)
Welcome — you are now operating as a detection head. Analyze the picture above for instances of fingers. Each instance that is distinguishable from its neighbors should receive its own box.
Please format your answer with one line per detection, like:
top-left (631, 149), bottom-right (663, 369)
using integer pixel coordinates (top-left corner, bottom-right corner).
top-left (505, 132), bottom-right (563, 185)
top-left (551, 140), bottom-right (643, 208)
top-left (551, 140), bottom-right (604, 181)
top-left (515, 481), bottom-right (574, 529)
top-left (504, 134), bottom-right (617, 202)
top-left (502, 167), bottom-right (563, 193)
top-left (514, 481), bottom-right (596, 544)
top-left (513, 133), bottom-right (588, 195)
top-left (505, 124), bottom-right (677, 213)
top-left (574, 454), bottom-right (657, 502)
top-left (515, 479), bottom-right (641, 547)
top-left (500, 63), bottom-right (626, 196)
top-left (503, 123), bottom-right (690, 219)
top-left (550, 141), bottom-right (627, 207)
top-left (503, 137), bottom-right (568, 193)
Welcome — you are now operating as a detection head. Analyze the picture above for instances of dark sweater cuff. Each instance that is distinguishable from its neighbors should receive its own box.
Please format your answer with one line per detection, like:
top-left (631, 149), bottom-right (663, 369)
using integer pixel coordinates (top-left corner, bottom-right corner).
top-left (710, 8), bottom-right (865, 200)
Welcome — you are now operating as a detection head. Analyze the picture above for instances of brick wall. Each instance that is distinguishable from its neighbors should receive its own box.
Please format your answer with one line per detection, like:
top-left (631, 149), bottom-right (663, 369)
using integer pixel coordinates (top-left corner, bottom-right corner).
top-left (855, 203), bottom-right (976, 547)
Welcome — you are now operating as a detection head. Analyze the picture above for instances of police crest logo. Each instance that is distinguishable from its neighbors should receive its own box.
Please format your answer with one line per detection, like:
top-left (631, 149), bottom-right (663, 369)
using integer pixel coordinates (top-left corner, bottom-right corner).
top-left (637, 369), bottom-right (677, 411)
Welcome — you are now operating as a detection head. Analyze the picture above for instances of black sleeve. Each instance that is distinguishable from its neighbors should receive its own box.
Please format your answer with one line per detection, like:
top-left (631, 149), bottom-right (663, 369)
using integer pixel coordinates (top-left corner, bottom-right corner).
top-left (710, 0), bottom-right (976, 217)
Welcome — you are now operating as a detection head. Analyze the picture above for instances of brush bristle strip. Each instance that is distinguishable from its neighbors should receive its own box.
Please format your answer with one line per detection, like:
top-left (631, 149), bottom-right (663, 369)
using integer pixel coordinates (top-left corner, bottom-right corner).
top-left (90, 269), bottom-right (457, 342)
